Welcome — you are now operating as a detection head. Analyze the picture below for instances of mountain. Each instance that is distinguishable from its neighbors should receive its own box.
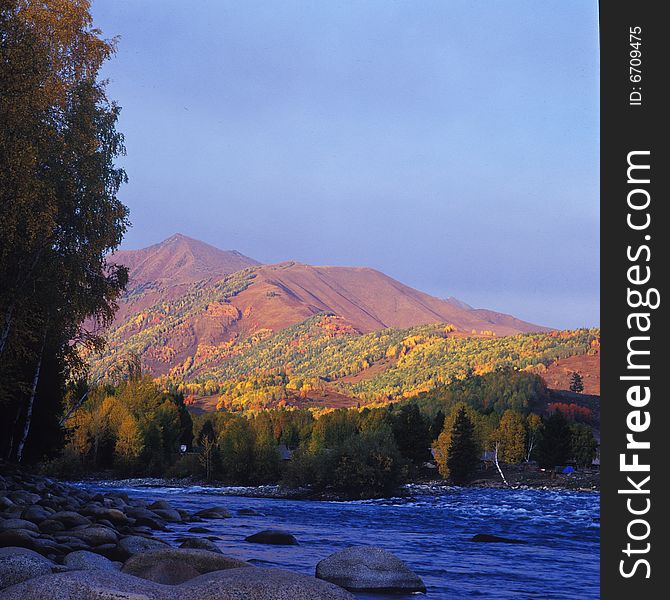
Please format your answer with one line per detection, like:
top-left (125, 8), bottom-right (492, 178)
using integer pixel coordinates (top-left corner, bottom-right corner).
top-left (106, 234), bottom-right (260, 326)
top-left (110, 233), bottom-right (260, 288)
top-left (92, 235), bottom-right (551, 380)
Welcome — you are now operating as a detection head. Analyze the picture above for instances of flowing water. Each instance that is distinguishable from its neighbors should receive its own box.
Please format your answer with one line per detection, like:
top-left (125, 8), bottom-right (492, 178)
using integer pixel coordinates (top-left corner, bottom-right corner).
top-left (78, 482), bottom-right (599, 600)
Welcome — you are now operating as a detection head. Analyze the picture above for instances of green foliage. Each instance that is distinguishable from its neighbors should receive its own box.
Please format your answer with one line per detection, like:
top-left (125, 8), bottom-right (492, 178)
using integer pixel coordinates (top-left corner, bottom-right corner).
top-left (569, 371), bottom-right (585, 394)
top-left (1, 0), bottom-right (129, 463)
top-left (571, 423), bottom-right (598, 467)
top-left (60, 377), bottom-right (191, 475)
top-left (493, 410), bottom-right (526, 464)
top-left (390, 403), bottom-right (432, 463)
top-left (536, 410), bottom-right (573, 468)
top-left (446, 407), bottom-right (480, 485)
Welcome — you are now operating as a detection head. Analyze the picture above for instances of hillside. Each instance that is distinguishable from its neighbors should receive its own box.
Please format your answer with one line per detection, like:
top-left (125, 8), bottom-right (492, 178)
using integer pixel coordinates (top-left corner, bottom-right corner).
top-left (170, 318), bottom-right (600, 411)
top-left (92, 235), bottom-right (551, 379)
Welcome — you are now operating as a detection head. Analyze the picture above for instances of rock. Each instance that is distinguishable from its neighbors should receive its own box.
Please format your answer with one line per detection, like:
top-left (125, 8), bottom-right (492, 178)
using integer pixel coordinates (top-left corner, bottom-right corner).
top-left (0, 547), bottom-right (54, 590)
top-left (0, 519), bottom-right (39, 533)
top-left (181, 567), bottom-right (357, 599)
top-left (125, 507), bottom-right (167, 530)
top-left (0, 528), bottom-right (39, 551)
top-left (179, 538), bottom-right (222, 553)
top-left (63, 550), bottom-right (119, 571)
top-left (315, 546), bottom-right (426, 593)
top-left (470, 533), bottom-right (528, 544)
top-left (70, 526), bottom-right (118, 546)
top-left (245, 529), bottom-right (298, 545)
top-left (153, 508), bottom-right (182, 523)
top-left (7, 491), bottom-right (41, 506)
top-left (147, 500), bottom-right (175, 512)
top-left (117, 534), bottom-right (169, 557)
top-left (83, 507), bottom-right (130, 526)
top-left (193, 507), bottom-right (231, 519)
top-left (187, 526), bottom-right (211, 533)
top-left (0, 570), bottom-right (166, 599)
top-left (38, 519), bottom-right (65, 534)
top-left (122, 548), bottom-right (249, 584)
top-left (50, 511), bottom-right (91, 528)
top-left (20, 505), bottom-right (53, 523)
top-left (237, 508), bottom-right (262, 516)
top-left (0, 567), bottom-right (355, 599)
top-left (0, 497), bottom-right (16, 511)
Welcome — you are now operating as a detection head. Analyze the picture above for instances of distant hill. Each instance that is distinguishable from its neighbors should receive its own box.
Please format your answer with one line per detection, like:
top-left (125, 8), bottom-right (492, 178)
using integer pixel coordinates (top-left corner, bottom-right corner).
top-left (110, 233), bottom-right (260, 288)
top-left (90, 235), bottom-right (553, 389)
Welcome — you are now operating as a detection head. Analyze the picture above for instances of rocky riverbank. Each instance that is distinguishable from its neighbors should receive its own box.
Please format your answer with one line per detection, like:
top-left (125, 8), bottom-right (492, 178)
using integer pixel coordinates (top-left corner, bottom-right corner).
top-left (0, 462), bottom-right (426, 598)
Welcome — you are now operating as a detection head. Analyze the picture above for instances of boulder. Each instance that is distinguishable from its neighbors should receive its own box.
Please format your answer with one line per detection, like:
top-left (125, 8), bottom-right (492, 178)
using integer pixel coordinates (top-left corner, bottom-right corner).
top-left (315, 546), bottom-right (426, 593)
top-left (237, 508), bottom-right (262, 516)
top-left (117, 534), bottom-right (169, 557)
top-left (0, 569), bottom-right (166, 599)
top-left (0, 518), bottom-right (39, 533)
top-left (0, 547), bottom-right (54, 590)
top-left (0, 567), bottom-right (356, 599)
top-left (38, 519), bottom-right (66, 534)
top-left (147, 500), bottom-right (175, 512)
top-left (83, 507), bottom-right (130, 526)
top-left (193, 507), bottom-right (231, 519)
top-left (0, 528), bottom-right (39, 551)
top-left (7, 491), bottom-right (41, 505)
top-left (70, 526), bottom-right (118, 546)
top-left (187, 526), bottom-right (212, 533)
top-left (153, 508), bottom-right (182, 523)
top-left (63, 550), bottom-right (119, 572)
top-left (50, 511), bottom-right (91, 528)
top-left (20, 505), bottom-right (53, 523)
top-left (179, 538), bottom-right (222, 553)
top-left (122, 548), bottom-right (249, 584)
top-left (470, 533), bottom-right (528, 544)
top-left (245, 529), bottom-right (298, 545)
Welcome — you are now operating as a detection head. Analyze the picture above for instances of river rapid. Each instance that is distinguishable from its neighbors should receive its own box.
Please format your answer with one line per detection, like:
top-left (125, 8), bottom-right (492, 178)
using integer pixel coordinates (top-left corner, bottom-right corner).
top-left (77, 482), bottom-right (599, 600)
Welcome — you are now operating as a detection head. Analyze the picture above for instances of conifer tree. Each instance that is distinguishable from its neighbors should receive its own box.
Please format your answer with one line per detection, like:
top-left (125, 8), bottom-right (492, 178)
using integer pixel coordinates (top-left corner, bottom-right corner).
top-left (446, 407), bottom-right (480, 484)
top-left (569, 371), bottom-right (584, 394)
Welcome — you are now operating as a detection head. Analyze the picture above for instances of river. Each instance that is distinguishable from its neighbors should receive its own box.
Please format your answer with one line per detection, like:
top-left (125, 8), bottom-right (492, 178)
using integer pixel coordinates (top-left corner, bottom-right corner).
top-left (77, 482), bottom-right (599, 599)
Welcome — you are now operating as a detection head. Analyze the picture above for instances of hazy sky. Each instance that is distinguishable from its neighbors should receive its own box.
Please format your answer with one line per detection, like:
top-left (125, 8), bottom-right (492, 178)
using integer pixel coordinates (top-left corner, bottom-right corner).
top-left (92, 0), bottom-right (599, 329)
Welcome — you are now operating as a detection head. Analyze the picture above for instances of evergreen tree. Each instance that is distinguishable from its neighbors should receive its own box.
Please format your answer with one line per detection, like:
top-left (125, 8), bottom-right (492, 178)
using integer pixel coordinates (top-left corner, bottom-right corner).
top-left (391, 403), bottom-right (432, 463)
top-left (536, 410), bottom-right (573, 468)
top-left (571, 423), bottom-right (597, 467)
top-left (445, 407), bottom-right (480, 484)
top-left (569, 371), bottom-right (584, 394)
top-left (430, 409), bottom-right (445, 441)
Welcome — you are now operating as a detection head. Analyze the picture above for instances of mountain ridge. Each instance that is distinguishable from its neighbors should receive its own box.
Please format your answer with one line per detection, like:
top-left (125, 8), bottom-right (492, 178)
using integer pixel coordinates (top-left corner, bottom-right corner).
top-left (93, 234), bottom-right (551, 379)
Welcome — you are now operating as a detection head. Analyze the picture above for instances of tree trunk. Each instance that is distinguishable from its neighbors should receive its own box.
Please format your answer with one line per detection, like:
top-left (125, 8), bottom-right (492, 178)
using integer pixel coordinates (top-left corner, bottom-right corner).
top-left (5, 404), bottom-right (23, 460)
top-left (0, 303), bottom-right (15, 357)
top-left (16, 327), bottom-right (47, 463)
top-left (494, 442), bottom-right (510, 486)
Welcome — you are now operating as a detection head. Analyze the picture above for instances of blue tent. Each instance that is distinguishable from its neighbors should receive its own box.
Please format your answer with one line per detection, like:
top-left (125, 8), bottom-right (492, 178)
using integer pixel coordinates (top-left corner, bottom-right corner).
top-left (562, 466), bottom-right (575, 474)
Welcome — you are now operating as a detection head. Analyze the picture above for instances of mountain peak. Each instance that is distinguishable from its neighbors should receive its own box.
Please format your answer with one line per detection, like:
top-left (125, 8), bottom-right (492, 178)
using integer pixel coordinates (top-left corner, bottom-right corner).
top-left (110, 235), bottom-right (260, 289)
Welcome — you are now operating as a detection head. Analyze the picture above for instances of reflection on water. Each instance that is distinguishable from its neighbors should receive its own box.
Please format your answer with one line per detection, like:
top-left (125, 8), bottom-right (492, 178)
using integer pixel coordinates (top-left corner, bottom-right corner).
top-left (78, 482), bottom-right (599, 600)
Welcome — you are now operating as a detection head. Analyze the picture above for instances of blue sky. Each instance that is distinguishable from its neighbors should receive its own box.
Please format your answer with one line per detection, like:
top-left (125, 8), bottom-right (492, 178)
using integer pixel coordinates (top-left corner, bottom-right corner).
top-left (92, 0), bottom-right (599, 329)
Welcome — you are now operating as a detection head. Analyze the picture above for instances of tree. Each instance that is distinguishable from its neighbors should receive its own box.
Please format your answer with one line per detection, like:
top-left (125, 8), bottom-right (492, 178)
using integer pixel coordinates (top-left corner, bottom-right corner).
top-left (536, 410), bottom-right (573, 468)
top-left (330, 428), bottom-right (407, 498)
top-left (445, 407), bottom-right (480, 484)
top-left (391, 403), bottom-right (432, 463)
top-left (493, 410), bottom-right (526, 464)
top-left (569, 371), bottom-right (584, 394)
top-left (1, 0), bottom-right (129, 462)
top-left (218, 417), bottom-right (254, 483)
top-left (571, 423), bottom-right (597, 467)
top-left (525, 413), bottom-right (543, 462)
top-left (433, 402), bottom-right (482, 479)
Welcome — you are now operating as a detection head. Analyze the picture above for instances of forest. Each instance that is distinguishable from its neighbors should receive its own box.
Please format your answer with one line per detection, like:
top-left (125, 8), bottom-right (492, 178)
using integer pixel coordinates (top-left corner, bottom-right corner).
top-left (44, 369), bottom-right (597, 498)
